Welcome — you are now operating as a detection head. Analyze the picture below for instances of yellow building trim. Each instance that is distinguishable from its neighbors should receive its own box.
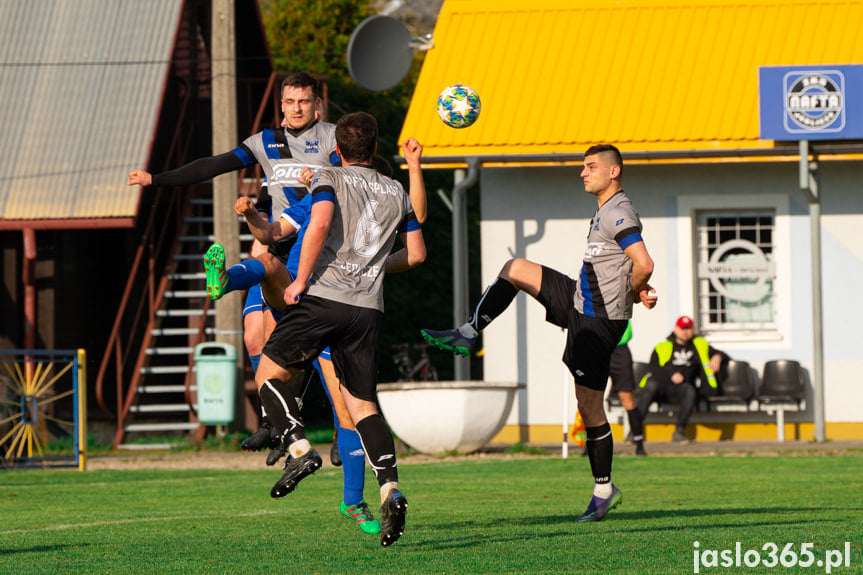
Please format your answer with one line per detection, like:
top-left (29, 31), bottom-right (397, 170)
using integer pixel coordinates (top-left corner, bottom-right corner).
top-left (493, 422), bottom-right (863, 444)
top-left (400, 0), bottom-right (863, 161)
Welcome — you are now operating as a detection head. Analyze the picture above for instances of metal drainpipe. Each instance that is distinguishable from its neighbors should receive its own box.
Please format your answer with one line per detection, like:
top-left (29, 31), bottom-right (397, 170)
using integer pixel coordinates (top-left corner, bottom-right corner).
top-left (799, 140), bottom-right (825, 442)
top-left (22, 227), bottom-right (37, 383)
top-left (452, 158), bottom-right (479, 381)
top-left (22, 227), bottom-right (37, 351)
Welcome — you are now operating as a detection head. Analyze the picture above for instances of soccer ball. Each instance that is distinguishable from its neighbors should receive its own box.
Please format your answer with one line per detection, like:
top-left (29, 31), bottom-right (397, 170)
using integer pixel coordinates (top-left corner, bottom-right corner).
top-left (436, 84), bottom-right (481, 128)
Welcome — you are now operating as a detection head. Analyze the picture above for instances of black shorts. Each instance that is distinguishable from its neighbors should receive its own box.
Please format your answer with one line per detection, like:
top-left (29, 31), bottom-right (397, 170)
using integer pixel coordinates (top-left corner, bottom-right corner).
top-left (262, 295), bottom-right (383, 402)
top-left (608, 344), bottom-right (635, 393)
top-left (535, 266), bottom-right (628, 391)
top-left (267, 235), bottom-right (297, 265)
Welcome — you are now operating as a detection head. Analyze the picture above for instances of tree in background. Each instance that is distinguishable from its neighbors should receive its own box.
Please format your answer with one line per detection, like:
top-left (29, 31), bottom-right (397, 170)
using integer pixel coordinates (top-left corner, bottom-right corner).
top-left (259, 0), bottom-right (480, 384)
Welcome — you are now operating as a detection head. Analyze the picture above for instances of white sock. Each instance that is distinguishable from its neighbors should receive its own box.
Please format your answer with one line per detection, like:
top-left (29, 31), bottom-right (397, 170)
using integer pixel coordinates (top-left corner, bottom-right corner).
top-left (380, 480), bottom-right (399, 503)
top-left (458, 324), bottom-right (478, 338)
top-left (288, 438), bottom-right (311, 459)
top-left (593, 483), bottom-right (613, 498)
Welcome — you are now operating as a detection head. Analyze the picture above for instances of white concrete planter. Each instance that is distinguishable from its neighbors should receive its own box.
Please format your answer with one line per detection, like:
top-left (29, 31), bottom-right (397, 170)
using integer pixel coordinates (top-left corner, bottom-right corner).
top-left (376, 381), bottom-right (524, 455)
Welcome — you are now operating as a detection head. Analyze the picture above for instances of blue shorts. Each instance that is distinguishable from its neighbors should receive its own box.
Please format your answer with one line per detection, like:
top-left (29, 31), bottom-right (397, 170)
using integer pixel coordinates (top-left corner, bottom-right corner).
top-left (243, 285), bottom-right (263, 317)
top-left (262, 267), bottom-right (296, 323)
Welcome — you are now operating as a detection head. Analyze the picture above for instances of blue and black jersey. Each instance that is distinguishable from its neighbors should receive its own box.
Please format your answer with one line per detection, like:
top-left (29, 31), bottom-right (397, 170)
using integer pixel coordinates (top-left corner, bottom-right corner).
top-left (574, 191), bottom-right (644, 320)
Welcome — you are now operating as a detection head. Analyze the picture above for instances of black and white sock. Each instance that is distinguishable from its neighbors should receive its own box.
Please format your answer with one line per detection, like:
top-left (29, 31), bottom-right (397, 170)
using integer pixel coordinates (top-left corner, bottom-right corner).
top-left (355, 413), bottom-right (398, 487)
top-left (467, 277), bottom-right (519, 332)
top-left (585, 423), bottom-right (614, 498)
top-left (258, 378), bottom-right (308, 457)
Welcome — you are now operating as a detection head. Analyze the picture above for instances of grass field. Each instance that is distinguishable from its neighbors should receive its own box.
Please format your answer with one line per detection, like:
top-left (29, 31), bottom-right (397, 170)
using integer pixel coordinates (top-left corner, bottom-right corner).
top-left (2, 451), bottom-right (862, 574)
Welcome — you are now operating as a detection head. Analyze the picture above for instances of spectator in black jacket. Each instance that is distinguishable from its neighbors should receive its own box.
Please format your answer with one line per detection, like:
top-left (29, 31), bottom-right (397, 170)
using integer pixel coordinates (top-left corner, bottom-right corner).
top-left (636, 315), bottom-right (727, 443)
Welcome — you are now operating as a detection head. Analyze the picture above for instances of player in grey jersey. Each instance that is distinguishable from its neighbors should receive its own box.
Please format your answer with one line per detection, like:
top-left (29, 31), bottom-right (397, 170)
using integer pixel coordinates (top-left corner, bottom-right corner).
top-left (128, 72), bottom-right (337, 212)
top-left (255, 112), bottom-right (425, 547)
top-left (128, 71), bottom-right (341, 454)
top-left (422, 144), bottom-right (658, 523)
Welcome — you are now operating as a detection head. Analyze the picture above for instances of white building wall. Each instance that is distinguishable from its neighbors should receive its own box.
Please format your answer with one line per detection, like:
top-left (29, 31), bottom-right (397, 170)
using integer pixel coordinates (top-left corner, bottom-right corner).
top-left (479, 160), bottom-right (863, 430)
top-left (819, 162), bottom-right (863, 422)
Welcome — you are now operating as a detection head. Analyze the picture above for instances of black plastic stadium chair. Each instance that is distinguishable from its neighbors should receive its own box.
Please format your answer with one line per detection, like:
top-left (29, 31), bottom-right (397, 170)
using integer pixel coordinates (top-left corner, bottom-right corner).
top-left (756, 359), bottom-right (807, 441)
top-left (706, 360), bottom-right (758, 412)
top-left (758, 360), bottom-right (806, 404)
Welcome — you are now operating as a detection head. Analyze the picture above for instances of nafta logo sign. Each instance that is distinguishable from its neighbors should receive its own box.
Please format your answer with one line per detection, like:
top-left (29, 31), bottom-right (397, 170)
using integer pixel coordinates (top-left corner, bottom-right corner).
top-left (759, 64), bottom-right (863, 141)
top-left (783, 70), bottom-right (845, 133)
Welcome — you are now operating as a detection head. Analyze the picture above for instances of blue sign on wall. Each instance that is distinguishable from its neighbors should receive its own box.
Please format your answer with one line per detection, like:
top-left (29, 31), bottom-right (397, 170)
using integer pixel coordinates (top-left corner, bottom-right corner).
top-left (759, 64), bottom-right (863, 140)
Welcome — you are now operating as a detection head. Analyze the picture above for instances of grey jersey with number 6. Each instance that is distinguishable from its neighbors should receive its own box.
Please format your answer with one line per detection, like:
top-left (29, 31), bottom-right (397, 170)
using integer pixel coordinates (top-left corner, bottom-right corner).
top-left (305, 164), bottom-right (417, 312)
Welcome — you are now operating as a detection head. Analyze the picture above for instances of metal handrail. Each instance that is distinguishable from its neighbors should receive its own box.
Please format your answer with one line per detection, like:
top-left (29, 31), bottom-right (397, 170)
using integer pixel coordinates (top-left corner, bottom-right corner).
top-left (95, 71), bottom-right (306, 443)
top-left (94, 84), bottom-right (193, 420)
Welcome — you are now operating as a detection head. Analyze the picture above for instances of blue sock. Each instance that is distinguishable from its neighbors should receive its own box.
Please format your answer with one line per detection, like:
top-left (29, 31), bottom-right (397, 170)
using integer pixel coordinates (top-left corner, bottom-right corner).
top-left (338, 427), bottom-right (365, 505)
top-left (313, 359), bottom-right (363, 504)
top-left (248, 353), bottom-right (260, 372)
top-left (225, 259), bottom-right (266, 293)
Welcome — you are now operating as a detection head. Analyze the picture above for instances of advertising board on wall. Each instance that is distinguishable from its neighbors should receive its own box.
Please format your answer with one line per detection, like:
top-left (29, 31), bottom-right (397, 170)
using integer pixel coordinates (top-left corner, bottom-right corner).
top-left (759, 64), bottom-right (863, 141)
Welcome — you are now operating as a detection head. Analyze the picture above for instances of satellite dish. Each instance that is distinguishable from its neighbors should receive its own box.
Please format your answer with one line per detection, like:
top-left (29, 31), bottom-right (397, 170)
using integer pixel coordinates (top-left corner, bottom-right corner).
top-left (347, 15), bottom-right (414, 91)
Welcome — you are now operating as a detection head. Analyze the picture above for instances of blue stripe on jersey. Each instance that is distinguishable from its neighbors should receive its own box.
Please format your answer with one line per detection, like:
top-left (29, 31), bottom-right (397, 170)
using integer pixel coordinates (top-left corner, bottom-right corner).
top-left (232, 146), bottom-right (253, 167)
top-left (262, 129), bottom-right (280, 160)
top-left (579, 265), bottom-right (595, 317)
top-left (615, 226), bottom-right (643, 250)
top-left (579, 262), bottom-right (607, 318)
top-left (618, 232), bottom-right (643, 250)
top-left (312, 187), bottom-right (335, 204)
top-left (399, 214), bottom-right (421, 234)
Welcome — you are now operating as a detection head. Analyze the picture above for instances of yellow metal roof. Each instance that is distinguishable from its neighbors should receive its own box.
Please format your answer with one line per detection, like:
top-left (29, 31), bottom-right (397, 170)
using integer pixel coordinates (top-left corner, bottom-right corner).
top-left (399, 0), bottom-right (863, 164)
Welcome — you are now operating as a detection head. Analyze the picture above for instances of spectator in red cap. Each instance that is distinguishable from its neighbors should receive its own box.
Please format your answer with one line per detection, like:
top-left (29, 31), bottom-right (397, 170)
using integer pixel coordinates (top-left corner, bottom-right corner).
top-left (635, 315), bottom-right (727, 443)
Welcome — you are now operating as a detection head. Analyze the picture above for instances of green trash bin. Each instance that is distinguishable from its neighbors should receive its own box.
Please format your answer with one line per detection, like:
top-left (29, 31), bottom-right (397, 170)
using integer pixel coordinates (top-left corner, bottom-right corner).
top-left (194, 342), bottom-right (238, 425)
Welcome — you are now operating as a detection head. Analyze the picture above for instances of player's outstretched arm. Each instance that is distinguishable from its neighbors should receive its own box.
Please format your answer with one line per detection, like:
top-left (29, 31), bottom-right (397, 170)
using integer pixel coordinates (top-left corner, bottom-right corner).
top-left (385, 229), bottom-right (426, 273)
top-left (129, 152), bottom-right (245, 188)
top-left (128, 169), bottom-right (152, 187)
top-left (402, 138), bottom-right (427, 225)
top-left (235, 197), bottom-right (296, 245)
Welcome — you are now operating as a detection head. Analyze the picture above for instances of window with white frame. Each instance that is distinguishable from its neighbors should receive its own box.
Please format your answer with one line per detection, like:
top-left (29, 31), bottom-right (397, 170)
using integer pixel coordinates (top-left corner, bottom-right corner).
top-left (695, 210), bottom-right (777, 332)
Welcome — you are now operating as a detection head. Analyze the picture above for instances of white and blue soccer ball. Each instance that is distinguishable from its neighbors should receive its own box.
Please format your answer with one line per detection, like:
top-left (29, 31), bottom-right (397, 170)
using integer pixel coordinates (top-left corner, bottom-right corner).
top-left (436, 84), bottom-right (481, 128)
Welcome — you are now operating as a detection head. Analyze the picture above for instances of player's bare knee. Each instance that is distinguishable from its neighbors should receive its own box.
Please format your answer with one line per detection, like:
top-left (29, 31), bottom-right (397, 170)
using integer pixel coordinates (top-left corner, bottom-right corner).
top-left (499, 258), bottom-right (521, 278)
top-left (255, 354), bottom-right (287, 389)
top-left (243, 331), bottom-right (263, 356)
top-left (575, 388), bottom-right (607, 427)
top-left (257, 252), bottom-right (281, 273)
top-left (500, 258), bottom-right (541, 294)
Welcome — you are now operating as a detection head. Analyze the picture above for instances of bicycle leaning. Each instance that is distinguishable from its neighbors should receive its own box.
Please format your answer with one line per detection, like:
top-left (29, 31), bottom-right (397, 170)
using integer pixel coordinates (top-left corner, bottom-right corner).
top-left (390, 342), bottom-right (439, 382)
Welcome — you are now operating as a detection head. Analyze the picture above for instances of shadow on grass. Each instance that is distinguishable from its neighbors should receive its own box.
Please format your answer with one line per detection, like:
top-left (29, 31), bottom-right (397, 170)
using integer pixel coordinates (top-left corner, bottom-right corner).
top-left (0, 543), bottom-right (81, 556)
top-left (534, 506), bottom-right (860, 529)
top-left (408, 507), bottom-right (857, 550)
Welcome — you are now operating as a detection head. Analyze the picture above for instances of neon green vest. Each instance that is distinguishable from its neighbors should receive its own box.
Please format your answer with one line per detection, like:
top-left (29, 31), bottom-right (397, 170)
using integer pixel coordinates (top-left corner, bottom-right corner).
top-left (639, 336), bottom-right (716, 388)
top-left (617, 319), bottom-right (633, 346)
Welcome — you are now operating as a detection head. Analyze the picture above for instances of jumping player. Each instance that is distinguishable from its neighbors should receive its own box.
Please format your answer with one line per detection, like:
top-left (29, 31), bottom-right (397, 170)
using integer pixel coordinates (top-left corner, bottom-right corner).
top-left (422, 144), bottom-right (657, 523)
top-left (203, 138), bottom-right (426, 536)
top-left (252, 112), bottom-right (424, 546)
top-left (128, 71), bottom-right (340, 442)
